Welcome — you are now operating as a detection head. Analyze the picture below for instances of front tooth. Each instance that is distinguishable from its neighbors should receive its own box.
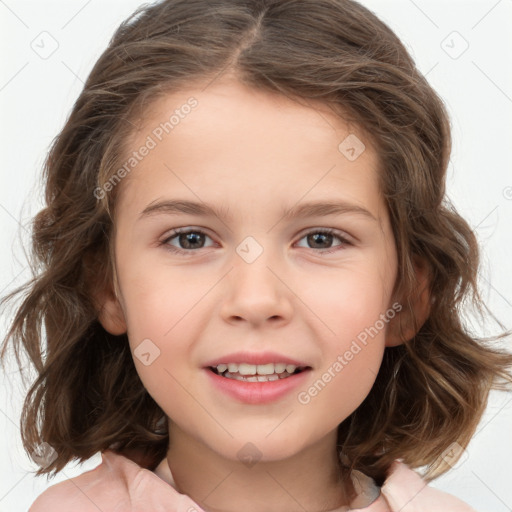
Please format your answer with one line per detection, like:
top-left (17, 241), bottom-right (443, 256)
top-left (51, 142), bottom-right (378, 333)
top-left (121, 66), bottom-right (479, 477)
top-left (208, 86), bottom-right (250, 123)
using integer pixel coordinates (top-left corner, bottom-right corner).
top-left (285, 364), bottom-right (297, 373)
top-left (227, 363), bottom-right (238, 373)
top-left (274, 363), bottom-right (286, 373)
top-left (238, 363), bottom-right (257, 375)
top-left (256, 363), bottom-right (274, 375)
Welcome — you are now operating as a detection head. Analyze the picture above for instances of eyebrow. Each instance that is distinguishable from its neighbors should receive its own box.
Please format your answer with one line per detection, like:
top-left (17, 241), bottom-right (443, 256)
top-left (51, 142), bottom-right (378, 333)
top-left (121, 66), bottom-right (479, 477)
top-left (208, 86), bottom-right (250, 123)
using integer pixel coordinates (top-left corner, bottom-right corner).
top-left (139, 199), bottom-right (377, 223)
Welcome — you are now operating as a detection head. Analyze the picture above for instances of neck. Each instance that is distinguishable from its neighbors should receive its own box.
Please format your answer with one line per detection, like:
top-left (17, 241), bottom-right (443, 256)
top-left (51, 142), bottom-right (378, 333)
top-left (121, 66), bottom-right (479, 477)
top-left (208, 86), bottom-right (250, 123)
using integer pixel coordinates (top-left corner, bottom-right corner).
top-left (164, 425), bottom-right (354, 512)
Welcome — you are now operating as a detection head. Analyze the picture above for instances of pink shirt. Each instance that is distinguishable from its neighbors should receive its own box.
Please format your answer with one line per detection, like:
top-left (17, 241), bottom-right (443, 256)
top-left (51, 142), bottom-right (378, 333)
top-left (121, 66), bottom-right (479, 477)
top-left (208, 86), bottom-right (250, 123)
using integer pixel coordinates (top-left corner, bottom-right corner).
top-left (29, 449), bottom-right (476, 511)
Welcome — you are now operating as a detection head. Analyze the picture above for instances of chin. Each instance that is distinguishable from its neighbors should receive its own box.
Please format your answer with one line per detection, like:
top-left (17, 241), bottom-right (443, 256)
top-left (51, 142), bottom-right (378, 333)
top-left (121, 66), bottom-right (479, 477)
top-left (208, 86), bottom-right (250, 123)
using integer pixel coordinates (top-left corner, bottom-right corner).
top-left (215, 430), bottom-right (314, 465)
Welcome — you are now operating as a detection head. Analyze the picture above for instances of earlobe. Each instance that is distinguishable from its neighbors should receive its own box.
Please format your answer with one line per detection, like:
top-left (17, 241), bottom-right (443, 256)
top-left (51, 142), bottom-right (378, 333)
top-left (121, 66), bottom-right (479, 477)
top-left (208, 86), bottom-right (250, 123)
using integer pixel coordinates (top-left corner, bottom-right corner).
top-left (97, 293), bottom-right (127, 335)
top-left (84, 250), bottom-right (127, 335)
top-left (95, 278), bottom-right (127, 336)
top-left (385, 257), bottom-right (431, 347)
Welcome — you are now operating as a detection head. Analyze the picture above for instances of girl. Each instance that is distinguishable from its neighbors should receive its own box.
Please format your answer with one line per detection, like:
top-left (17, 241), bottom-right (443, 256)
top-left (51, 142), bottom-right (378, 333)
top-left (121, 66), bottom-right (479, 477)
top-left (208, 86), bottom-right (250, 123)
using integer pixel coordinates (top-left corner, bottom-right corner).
top-left (1, 0), bottom-right (511, 510)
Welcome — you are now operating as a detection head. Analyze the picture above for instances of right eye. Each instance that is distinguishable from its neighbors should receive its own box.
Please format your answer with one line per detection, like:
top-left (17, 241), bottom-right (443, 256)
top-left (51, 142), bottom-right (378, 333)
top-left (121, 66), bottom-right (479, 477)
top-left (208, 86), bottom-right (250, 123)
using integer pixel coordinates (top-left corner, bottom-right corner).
top-left (160, 228), bottom-right (217, 254)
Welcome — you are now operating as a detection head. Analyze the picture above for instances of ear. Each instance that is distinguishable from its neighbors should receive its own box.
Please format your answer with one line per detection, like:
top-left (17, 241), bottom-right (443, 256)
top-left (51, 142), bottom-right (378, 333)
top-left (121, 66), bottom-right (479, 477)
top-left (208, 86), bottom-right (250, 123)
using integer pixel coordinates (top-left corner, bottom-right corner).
top-left (385, 256), bottom-right (431, 347)
top-left (94, 274), bottom-right (127, 336)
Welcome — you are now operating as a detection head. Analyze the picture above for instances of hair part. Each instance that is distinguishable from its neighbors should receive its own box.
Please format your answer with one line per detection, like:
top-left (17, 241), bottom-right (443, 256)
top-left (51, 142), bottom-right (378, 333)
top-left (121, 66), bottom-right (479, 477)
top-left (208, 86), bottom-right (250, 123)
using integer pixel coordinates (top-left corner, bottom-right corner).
top-left (1, 0), bottom-right (511, 486)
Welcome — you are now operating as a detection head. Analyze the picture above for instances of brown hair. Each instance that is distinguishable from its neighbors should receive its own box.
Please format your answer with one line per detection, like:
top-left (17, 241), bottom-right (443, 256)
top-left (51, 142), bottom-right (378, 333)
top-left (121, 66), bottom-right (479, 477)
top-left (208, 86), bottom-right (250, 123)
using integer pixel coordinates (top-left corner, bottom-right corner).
top-left (1, 0), bottom-right (511, 487)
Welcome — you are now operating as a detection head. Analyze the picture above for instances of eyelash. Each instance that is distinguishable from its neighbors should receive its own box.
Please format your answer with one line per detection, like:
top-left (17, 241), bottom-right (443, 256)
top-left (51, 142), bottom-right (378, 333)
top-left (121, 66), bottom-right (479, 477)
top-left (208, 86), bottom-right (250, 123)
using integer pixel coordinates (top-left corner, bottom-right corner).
top-left (159, 227), bottom-right (353, 256)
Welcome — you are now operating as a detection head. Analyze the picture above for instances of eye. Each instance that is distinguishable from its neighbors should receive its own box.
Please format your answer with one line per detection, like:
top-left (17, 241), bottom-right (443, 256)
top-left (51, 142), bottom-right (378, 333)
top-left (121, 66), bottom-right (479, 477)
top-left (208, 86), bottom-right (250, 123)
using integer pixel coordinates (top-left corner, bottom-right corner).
top-left (295, 228), bottom-right (352, 254)
top-left (160, 227), bottom-right (353, 256)
top-left (160, 228), bottom-right (216, 255)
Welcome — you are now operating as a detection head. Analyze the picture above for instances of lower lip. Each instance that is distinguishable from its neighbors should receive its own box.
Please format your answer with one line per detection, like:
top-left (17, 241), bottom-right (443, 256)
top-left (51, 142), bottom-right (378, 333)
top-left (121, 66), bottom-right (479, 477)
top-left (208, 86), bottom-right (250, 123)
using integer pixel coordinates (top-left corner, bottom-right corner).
top-left (204, 368), bottom-right (311, 404)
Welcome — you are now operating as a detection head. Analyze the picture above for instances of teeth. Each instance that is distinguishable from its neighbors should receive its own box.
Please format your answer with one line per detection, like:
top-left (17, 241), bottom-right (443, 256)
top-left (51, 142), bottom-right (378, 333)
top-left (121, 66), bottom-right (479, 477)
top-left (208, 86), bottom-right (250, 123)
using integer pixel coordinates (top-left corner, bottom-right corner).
top-left (227, 363), bottom-right (238, 373)
top-left (256, 363), bottom-right (274, 375)
top-left (215, 362), bottom-right (299, 375)
top-left (239, 363), bottom-right (257, 375)
top-left (224, 372), bottom-right (283, 382)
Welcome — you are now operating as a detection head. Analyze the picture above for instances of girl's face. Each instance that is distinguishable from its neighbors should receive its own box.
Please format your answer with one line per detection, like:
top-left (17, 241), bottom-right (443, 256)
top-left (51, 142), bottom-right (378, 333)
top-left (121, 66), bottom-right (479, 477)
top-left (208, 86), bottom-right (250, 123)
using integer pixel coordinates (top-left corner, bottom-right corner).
top-left (106, 79), bottom-right (399, 463)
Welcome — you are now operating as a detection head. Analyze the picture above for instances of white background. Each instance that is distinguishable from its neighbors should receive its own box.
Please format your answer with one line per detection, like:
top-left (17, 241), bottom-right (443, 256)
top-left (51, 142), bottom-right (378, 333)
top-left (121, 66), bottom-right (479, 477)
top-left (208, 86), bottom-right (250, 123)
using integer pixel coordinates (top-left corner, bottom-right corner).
top-left (1, 0), bottom-right (511, 510)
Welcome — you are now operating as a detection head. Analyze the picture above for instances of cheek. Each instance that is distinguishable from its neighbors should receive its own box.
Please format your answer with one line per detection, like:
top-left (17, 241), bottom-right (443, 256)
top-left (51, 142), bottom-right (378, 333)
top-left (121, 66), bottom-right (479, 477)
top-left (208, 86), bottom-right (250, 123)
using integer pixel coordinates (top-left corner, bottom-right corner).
top-left (302, 264), bottom-right (391, 404)
top-left (119, 263), bottom-right (208, 342)
top-left (116, 269), bottom-right (196, 397)
top-left (307, 262), bottom-right (393, 341)
top-left (297, 327), bottom-right (386, 432)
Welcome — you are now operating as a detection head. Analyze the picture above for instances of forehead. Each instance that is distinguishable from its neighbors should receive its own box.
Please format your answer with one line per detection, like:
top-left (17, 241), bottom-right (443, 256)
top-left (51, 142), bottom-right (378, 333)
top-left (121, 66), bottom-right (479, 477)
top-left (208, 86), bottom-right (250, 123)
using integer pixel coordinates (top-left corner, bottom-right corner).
top-left (115, 79), bottom-right (384, 223)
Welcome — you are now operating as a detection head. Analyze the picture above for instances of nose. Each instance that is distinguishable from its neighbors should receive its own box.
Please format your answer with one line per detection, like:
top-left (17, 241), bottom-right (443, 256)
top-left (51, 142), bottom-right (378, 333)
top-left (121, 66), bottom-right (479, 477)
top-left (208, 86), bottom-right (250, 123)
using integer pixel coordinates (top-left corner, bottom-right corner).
top-left (219, 246), bottom-right (293, 328)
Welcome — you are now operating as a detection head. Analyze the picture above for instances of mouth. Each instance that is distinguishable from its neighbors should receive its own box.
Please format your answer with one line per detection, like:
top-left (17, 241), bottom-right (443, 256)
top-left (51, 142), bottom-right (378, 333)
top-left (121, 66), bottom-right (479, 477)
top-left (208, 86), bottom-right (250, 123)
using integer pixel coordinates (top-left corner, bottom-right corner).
top-left (208, 362), bottom-right (311, 382)
top-left (205, 361), bottom-right (312, 404)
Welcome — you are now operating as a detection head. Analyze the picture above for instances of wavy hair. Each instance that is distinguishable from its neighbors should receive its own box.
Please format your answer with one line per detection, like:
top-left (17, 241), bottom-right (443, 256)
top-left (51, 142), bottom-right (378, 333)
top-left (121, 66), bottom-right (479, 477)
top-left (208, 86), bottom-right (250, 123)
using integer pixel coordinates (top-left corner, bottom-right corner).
top-left (2, 0), bottom-right (512, 487)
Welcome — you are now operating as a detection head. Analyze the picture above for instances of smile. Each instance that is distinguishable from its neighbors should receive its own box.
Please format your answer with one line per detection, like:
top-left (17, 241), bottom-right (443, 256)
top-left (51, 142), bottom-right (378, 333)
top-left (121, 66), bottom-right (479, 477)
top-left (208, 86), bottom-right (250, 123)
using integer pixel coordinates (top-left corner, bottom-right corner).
top-left (205, 364), bottom-right (312, 404)
top-left (210, 362), bottom-right (308, 382)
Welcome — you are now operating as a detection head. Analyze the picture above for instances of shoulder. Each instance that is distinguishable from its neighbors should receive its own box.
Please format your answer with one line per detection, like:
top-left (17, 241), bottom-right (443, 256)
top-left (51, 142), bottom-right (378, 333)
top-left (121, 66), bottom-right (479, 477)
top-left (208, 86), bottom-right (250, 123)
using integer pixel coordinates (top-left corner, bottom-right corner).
top-left (29, 481), bottom-right (94, 511)
top-left (28, 450), bottom-right (143, 512)
top-left (379, 460), bottom-right (477, 512)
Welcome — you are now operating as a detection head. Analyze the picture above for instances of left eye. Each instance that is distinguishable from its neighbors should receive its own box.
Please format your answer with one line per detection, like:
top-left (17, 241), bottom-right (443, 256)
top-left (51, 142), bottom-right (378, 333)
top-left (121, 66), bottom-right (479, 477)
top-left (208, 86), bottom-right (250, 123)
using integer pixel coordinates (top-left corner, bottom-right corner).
top-left (161, 228), bottom-right (352, 255)
top-left (295, 229), bottom-right (352, 253)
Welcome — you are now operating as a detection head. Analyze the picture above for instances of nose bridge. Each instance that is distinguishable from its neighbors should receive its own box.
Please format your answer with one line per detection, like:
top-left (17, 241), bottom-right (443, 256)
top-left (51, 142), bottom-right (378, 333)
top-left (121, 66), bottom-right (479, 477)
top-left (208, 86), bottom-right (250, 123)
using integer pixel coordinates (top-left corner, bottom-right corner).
top-left (220, 234), bottom-right (292, 325)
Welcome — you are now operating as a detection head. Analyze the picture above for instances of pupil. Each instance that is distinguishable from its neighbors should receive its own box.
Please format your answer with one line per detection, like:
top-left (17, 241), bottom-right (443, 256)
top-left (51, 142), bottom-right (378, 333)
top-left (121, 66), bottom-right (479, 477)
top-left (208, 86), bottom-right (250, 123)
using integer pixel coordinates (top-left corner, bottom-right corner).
top-left (309, 233), bottom-right (332, 248)
top-left (181, 232), bottom-right (203, 249)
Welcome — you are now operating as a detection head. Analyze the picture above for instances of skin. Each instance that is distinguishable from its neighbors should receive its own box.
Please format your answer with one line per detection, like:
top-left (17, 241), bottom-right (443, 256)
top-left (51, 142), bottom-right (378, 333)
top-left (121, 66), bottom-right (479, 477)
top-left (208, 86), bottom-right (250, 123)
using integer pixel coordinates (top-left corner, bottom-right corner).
top-left (98, 78), bottom-right (429, 512)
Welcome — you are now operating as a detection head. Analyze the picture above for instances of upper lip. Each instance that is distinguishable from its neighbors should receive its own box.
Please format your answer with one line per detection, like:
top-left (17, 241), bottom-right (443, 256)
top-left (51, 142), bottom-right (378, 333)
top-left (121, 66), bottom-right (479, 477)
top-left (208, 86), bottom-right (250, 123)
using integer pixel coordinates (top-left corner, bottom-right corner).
top-left (203, 351), bottom-right (311, 368)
